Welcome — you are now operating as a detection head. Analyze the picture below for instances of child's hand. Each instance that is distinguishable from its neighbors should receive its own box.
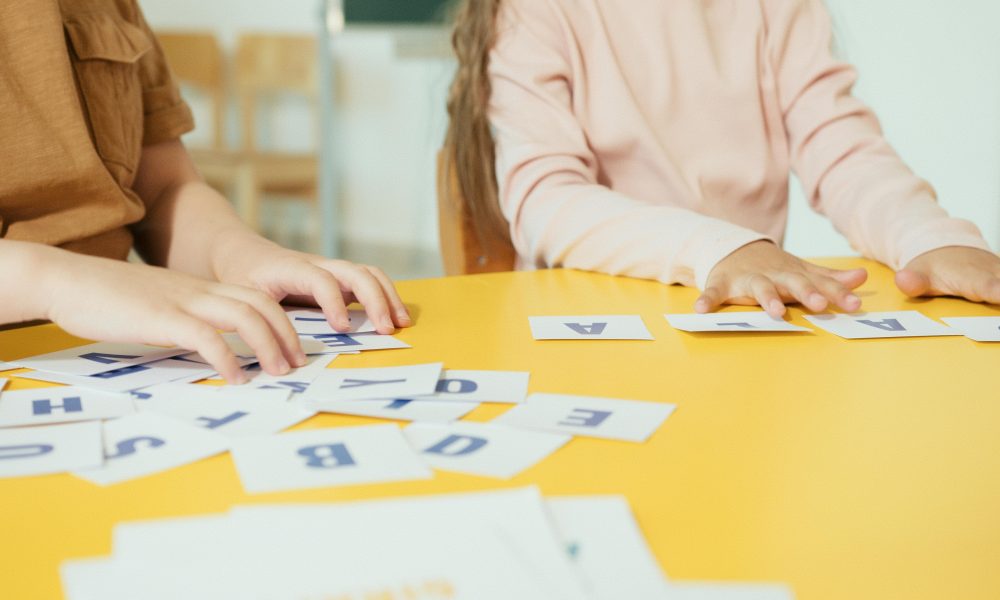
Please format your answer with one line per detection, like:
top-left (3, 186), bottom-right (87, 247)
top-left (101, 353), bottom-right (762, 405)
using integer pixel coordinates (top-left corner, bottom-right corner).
top-left (895, 246), bottom-right (1000, 304)
top-left (39, 250), bottom-right (305, 383)
top-left (695, 240), bottom-right (867, 317)
top-left (211, 237), bottom-right (411, 335)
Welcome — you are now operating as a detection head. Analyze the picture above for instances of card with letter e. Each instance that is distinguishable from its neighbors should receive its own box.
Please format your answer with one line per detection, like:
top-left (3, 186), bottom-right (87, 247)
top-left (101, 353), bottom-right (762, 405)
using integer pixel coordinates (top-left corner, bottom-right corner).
top-left (14, 342), bottom-right (189, 377)
top-left (404, 422), bottom-right (571, 479)
top-left (665, 312), bottom-right (811, 333)
top-left (0, 421), bottom-right (103, 479)
top-left (529, 315), bottom-right (653, 340)
top-left (301, 363), bottom-right (443, 403)
top-left (73, 413), bottom-right (229, 486)
top-left (310, 398), bottom-right (478, 423)
top-left (0, 387), bottom-right (134, 428)
top-left (940, 316), bottom-right (1000, 342)
top-left (302, 332), bottom-right (411, 354)
top-left (416, 370), bottom-right (530, 404)
top-left (804, 311), bottom-right (957, 339)
top-left (493, 393), bottom-right (676, 442)
top-left (229, 424), bottom-right (432, 493)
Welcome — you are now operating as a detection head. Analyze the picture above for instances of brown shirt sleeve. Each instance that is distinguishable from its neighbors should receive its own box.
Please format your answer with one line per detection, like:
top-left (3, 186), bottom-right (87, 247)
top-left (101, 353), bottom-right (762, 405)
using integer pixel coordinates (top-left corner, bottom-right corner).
top-left (133, 3), bottom-right (194, 146)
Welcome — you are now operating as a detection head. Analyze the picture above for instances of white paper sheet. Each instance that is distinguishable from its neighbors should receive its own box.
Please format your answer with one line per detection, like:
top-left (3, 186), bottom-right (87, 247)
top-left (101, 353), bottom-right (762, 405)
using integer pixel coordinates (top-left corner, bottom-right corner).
top-left (530, 315), bottom-right (654, 340)
top-left (136, 387), bottom-right (312, 437)
top-left (803, 311), bottom-right (957, 339)
top-left (229, 423), bottom-right (432, 493)
top-left (493, 393), bottom-right (676, 442)
top-left (940, 316), bottom-right (1000, 342)
top-left (0, 421), bottom-right (103, 478)
top-left (206, 354), bottom-right (335, 393)
top-left (411, 369), bottom-right (530, 404)
top-left (0, 387), bottom-right (134, 428)
top-left (665, 312), bottom-right (812, 333)
top-left (301, 363), bottom-right (443, 402)
top-left (547, 496), bottom-right (671, 599)
top-left (405, 422), bottom-right (570, 479)
top-left (15, 354), bottom-right (239, 394)
top-left (73, 413), bottom-right (229, 486)
top-left (662, 582), bottom-right (795, 599)
top-left (302, 332), bottom-right (411, 354)
top-left (310, 397), bottom-right (478, 423)
top-left (14, 342), bottom-right (189, 377)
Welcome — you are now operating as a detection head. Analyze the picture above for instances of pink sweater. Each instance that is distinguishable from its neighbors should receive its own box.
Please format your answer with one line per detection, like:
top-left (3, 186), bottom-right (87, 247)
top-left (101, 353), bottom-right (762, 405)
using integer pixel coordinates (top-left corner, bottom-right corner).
top-left (488, 0), bottom-right (990, 289)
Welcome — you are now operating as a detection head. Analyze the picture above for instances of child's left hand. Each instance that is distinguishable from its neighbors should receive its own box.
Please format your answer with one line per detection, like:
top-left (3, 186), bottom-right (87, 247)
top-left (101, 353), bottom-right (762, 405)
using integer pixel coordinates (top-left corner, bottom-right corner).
top-left (895, 246), bottom-right (1000, 304)
top-left (212, 236), bottom-right (411, 335)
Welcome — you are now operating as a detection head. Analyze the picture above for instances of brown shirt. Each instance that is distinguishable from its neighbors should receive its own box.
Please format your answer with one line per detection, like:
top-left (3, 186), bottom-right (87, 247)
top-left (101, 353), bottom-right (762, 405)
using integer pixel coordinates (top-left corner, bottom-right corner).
top-left (0, 0), bottom-right (194, 260)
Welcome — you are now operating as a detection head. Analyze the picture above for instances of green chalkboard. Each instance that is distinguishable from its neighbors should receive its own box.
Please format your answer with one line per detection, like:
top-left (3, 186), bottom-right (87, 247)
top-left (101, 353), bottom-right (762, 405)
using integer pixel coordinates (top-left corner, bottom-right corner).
top-left (345, 0), bottom-right (453, 23)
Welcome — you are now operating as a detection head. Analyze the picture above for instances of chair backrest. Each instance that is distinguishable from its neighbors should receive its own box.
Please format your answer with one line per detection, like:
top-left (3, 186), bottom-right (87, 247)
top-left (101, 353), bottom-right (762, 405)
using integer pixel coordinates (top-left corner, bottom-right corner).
top-left (436, 150), bottom-right (516, 275)
top-left (156, 31), bottom-right (227, 150)
top-left (235, 34), bottom-right (318, 153)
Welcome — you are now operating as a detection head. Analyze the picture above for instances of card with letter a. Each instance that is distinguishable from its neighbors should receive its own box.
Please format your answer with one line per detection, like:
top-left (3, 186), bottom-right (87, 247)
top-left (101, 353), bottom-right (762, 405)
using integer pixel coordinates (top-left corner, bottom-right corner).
top-left (230, 424), bottom-right (432, 493)
top-left (14, 342), bottom-right (188, 377)
top-left (529, 315), bottom-right (653, 340)
top-left (493, 393), bottom-right (676, 442)
top-left (940, 316), bottom-right (1000, 342)
top-left (0, 421), bottom-right (103, 478)
top-left (665, 312), bottom-right (812, 333)
top-left (804, 311), bottom-right (957, 339)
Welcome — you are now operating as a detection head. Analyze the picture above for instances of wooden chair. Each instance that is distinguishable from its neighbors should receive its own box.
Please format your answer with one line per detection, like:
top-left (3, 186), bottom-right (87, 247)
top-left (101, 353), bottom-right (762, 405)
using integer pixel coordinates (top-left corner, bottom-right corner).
top-left (156, 31), bottom-right (259, 226)
top-left (235, 34), bottom-right (321, 244)
top-left (436, 150), bottom-right (516, 275)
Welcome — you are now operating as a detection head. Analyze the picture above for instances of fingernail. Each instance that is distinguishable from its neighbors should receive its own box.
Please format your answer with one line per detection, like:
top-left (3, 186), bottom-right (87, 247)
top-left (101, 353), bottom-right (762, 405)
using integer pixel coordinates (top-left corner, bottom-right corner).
top-left (295, 351), bottom-right (308, 366)
top-left (397, 310), bottom-right (412, 324)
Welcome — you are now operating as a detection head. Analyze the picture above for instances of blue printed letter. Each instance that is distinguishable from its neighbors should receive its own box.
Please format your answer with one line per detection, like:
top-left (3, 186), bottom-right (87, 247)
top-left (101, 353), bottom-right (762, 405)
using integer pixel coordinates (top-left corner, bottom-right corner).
top-left (424, 435), bottom-right (488, 457)
top-left (435, 378), bottom-right (478, 395)
top-left (298, 444), bottom-right (356, 468)
top-left (856, 318), bottom-right (905, 332)
top-left (32, 396), bottom-right (83, 416)
top-left (196, 411), bottom-right (249, 430)
top-left (564, 322), bottom-right (607, 335)
top-left (108, 437), bottom-right (166, 459)
top-left (559, 409), bottom-right (612, 428)
top-left (0, 444), bottom-right (54, 460)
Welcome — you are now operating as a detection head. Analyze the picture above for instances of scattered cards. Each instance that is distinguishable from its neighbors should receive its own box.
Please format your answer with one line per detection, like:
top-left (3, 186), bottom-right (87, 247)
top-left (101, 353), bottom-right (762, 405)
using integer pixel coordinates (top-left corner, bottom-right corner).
top-left (940, 316), bottom-right (1000, 342)
top-left (405, 422), bottom-right (570, 479)
top-left (302, 363), bottom-right (443, 403)
top-left (136, 386), bottom-right (312, 438)
top-left (15, 355), bottom-right (241, 394)
top-left (529, 315), bottom-right (653, 340)
top-left (73, 413), bottom-right (230, 486)
top-left (0, 387), bottom-right (134, 428)
top-left (230, 424), bottom-right (432, 493)
top-left (493, 393), bottom-right (676, 442)
top-left (0, 421), bottom-right (103, 479)
top-left (665, 312), bottom-right (811, 333)
top-left (804, 311), bottom-right (957, 339)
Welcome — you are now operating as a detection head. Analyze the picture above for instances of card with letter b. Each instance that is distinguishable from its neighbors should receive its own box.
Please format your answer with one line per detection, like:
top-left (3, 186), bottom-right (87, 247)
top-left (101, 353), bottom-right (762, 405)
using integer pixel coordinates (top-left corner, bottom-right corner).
top-left (493, 393), bottom-right (676, 442)
top-left (230, 424), bottom-right (432, 493)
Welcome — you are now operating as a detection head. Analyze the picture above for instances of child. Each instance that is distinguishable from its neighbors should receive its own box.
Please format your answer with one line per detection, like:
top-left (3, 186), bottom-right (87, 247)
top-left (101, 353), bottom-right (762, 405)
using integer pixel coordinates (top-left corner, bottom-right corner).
top-left (445, 0), bottom-right (1000, 316)
top-left (0, 1), bottom-right (410, 383)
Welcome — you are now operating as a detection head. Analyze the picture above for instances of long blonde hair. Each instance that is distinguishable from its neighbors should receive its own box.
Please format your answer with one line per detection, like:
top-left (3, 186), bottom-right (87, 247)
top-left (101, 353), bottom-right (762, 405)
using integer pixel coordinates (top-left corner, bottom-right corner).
top-left (443, 0), bottom-right (509, 247)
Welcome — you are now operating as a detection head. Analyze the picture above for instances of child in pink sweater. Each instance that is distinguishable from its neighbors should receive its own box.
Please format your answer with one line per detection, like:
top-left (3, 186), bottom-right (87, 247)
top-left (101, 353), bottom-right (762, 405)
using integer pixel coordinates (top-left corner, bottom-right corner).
top-left (445, 0), bottom-right (1000, 316)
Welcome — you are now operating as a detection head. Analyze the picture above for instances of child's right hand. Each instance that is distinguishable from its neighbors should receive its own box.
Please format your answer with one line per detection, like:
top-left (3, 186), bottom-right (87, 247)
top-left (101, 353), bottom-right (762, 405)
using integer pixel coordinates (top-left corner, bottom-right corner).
top-left (695, 241), bottom-right (867, 318)
top-left (34, 247), bottom-right (304, 384)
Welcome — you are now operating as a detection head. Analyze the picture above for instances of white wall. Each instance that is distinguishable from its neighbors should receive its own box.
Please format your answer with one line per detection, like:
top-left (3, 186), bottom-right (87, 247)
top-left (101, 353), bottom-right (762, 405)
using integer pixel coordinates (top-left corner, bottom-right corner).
top-left (141, 0), bottom-right (1000, 264)
top-left (786, 0), bottom-right (1000, 257)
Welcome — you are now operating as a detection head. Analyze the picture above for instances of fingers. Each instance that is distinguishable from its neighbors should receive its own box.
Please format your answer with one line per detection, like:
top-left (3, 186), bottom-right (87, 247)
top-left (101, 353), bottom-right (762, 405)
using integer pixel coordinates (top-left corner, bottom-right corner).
top-left (174, 318), bottom-right (245, 384)
top-left (334, 266), bottom-right (395, 334)
top-left (694, 286), bottom-right (723, 314)
top-left (810, 274), bottom-right (862, 312)
top-left (894, 269), bottom-right (933, 298)
top-left (811, 265), bottom-right (868, 290)
top-left (220, 286), bottom-right (307, 367)
top-left (748, 275), bottom-right (785, 318)
top-left (189, 296), bottom-right (290, 377)
top-left (364, 266), bottom-right (412, 328)
top-left (301, 265), bottom-right (352, 332)
top-left (776, 273), bottom-right (828, 312)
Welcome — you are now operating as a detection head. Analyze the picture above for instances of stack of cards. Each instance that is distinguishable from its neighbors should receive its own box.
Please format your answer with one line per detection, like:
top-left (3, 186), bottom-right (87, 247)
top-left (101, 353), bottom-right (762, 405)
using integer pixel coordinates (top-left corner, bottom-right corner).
top-left (60, 487), bottom-right (795, 600)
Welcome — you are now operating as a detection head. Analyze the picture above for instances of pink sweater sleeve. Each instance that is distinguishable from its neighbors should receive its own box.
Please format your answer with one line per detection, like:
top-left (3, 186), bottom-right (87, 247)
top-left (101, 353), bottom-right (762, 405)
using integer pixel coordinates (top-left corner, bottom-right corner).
top-left (771, 0), bottom-right (991, 268)
top-left (489, 0), bottom-right (770, 289)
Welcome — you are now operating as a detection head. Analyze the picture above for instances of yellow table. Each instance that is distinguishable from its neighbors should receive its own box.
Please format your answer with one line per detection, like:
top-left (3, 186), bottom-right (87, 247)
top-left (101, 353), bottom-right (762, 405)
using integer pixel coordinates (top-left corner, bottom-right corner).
top-left (2, 258), bottom-right (999, 600)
